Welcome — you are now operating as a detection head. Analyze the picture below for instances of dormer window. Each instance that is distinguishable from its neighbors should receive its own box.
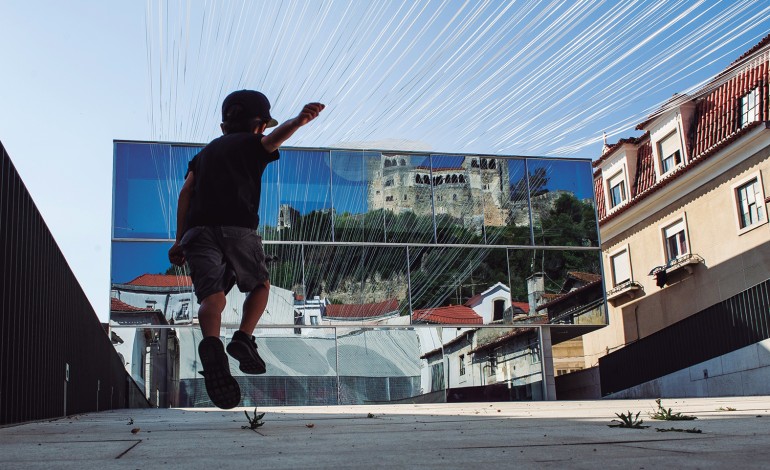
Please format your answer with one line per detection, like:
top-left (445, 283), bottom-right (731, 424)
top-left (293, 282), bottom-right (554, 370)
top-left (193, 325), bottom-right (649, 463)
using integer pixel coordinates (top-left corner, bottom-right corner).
top-left (740, 88), bottom-right (759, 128)
top-left (607, 171), bottom-right (626, 208)
top-left (658, 131), bottom-right (682, 174)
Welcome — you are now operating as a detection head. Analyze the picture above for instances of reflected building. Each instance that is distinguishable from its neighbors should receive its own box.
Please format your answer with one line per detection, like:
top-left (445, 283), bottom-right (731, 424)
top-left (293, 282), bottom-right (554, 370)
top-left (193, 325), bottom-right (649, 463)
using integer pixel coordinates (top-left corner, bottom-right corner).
top-left (421, 326), bottom-right (544, 402)
top-left (367, 154), bottom-right (509, 231)
top-left (111, 274), bottom-right (196, 324)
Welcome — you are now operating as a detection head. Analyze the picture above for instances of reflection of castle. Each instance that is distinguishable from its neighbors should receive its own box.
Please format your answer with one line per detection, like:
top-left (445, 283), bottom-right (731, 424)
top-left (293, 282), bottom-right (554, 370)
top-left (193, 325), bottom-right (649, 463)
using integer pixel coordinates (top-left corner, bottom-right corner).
top-left (366, 154), bottom-right (509, 229)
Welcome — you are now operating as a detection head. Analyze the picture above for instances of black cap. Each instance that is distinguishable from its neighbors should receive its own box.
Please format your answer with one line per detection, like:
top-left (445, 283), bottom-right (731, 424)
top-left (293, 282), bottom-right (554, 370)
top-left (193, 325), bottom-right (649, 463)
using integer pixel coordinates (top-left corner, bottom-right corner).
top-left (221, 90), bottom-right (278, 128)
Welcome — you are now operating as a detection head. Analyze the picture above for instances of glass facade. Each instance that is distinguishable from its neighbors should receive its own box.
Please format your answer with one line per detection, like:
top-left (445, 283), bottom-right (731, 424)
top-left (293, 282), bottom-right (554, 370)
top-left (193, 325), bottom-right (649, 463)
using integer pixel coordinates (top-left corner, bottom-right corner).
top-left (111, 140), bottom-right (604, 406)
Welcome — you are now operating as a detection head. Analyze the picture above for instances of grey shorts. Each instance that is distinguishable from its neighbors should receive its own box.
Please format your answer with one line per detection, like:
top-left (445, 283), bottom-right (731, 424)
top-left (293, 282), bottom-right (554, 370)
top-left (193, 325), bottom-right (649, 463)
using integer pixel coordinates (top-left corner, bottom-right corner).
top-left (180, 226), bottom-right (270, 303)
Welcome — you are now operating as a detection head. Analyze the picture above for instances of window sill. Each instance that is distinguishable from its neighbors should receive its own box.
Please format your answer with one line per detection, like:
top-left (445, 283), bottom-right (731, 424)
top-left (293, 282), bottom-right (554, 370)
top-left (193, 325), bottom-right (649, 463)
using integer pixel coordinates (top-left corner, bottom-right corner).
top-left (606, 281), bottom-right (643, 301)
top-left (737, 219), bottom-right (768, 236)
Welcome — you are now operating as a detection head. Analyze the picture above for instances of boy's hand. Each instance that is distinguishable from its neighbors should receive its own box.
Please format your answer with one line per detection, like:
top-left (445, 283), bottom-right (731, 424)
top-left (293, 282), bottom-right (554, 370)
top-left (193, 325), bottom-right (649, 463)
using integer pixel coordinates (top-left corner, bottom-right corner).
top-left (296, 103), bottom-right (324, 126)
top-left (262, 102), bottom-right (325, 152)
top-left (168, 242), bottom-right (185, 266)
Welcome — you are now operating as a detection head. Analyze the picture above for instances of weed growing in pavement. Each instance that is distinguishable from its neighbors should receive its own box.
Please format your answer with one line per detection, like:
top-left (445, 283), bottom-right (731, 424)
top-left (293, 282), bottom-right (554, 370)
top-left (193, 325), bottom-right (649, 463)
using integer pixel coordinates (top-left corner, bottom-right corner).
top-left (650, 399), bottom-right (697, 421)
top-left (608, 411), bottom-right (649, 429)
top-left (717, 406), bottom-right (737, 411)
top-left (656, 427), bottom-right (702, 433)
top-left (242, 408), bottom-right (265, 430)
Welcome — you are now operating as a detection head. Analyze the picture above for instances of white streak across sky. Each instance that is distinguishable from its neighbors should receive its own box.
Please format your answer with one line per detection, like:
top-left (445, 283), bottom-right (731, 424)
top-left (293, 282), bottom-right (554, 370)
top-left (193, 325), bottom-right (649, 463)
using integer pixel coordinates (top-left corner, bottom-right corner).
top-left (144, 0), bottom-right (770, 157)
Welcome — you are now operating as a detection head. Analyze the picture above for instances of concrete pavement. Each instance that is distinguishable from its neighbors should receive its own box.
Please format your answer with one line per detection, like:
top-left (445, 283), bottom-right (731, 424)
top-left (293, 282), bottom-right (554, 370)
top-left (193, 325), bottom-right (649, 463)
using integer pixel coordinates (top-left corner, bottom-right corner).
top-left (2, 397), bottom-right (770, 468)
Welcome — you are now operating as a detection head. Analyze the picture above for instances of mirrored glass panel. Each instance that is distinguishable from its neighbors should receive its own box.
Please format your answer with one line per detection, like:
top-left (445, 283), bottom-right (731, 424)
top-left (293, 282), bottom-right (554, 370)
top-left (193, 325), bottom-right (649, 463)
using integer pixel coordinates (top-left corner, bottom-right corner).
top-left (258, 157), bottom-right (281, 240)
top-left (110, 241), bottom-right (197, 325)
top-left (409, 247), bottom-right (512, 325)
top-left (113, 143), bottom-right (173, 239)
top-left (114, 143), bottom-right (201, 240)
top-left (330, 150), bottom-right (384, 242)
top-left (109, 324), bottom-right (546, 408)
top-left (380, 152), bottom-right (434, 243)
top-left (276, 149), bottom-right (333, 242)
top-left (526, 249), bottom-right (605, 325)
top-left (431, 154), bottom-right (485, 244)
top-left (488, 158), bottom-right (532, 246)
top-left (438, 327), bottom-right (544, 402)
top-left (336, 327), bottom-right (422, 404)
top-left (527, 159), bottom-right (598, 247)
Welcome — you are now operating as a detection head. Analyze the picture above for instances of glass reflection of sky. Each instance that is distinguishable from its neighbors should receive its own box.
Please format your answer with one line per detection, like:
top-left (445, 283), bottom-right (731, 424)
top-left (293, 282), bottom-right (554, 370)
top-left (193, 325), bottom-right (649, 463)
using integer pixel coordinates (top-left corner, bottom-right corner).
top-left (113, 142), bottom-right (596, 240)
top-left (111, 241), bottom-right (175, 284)
top-left (527, 159), bottom-right (594, 201)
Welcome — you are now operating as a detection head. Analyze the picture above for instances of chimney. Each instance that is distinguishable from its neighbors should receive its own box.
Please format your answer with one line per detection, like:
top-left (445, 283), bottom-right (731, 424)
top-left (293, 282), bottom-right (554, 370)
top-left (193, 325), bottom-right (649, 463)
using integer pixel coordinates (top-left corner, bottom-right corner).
top-left (527, 273), bottom-right (545, 315)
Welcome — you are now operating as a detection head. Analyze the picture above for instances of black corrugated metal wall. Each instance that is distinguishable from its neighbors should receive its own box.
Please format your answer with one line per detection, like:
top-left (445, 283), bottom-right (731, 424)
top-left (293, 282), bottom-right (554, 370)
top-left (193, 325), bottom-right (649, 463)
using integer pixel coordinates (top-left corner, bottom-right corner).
top-left (0, 141), bottom-right (148, 425)
top-left (599, 279), bottom-right (770, 395)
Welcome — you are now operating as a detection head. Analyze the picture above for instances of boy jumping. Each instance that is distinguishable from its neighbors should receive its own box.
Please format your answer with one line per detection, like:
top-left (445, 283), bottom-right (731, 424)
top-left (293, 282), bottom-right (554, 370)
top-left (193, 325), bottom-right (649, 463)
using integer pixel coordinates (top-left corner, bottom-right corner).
top-left (169, 90), bottom-right (324, 409)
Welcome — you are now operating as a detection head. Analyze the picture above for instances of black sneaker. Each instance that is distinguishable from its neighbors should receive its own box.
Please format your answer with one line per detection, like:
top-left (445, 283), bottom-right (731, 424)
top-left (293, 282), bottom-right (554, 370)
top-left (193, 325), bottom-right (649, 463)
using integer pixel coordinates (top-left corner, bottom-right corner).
top-left (227, 330), bottom-right (267, 374)
top-left (198, 337), bottom-right (241, 409)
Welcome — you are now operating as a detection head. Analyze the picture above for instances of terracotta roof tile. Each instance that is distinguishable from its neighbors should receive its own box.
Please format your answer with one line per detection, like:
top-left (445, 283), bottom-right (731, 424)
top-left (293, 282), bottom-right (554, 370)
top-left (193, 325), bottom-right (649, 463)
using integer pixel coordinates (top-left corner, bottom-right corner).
top-left (633, 139), bottom-right (654, 196)
top-left (411, 305), bottom-right (482, 324)
top-left (127, 274), bottom-right (192, 288)
top-left (463, 293), bottom-right (482, 307)
top-left (597, 37), bottom-right (770, 226)
top-left (593, 174), bottom-right (606, 220)
top-left (110, 297), bottom-right (154, 313)
top-left (469, 326), bottom-right (541, 353)
top-left (567, 271), bottom-right (602, 283)
top-left (511, 301), bottom-right (530, 314)
top-left (536, 279), bottom-right (603, 311)
top-left (325, 298), bottom-right (399, 319)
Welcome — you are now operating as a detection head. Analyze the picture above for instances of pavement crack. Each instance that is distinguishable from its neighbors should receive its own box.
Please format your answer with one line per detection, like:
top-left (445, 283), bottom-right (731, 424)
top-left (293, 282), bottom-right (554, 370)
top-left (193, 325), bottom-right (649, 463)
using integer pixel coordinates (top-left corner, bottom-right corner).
top-left (115, 439), bottom-right (142, 459)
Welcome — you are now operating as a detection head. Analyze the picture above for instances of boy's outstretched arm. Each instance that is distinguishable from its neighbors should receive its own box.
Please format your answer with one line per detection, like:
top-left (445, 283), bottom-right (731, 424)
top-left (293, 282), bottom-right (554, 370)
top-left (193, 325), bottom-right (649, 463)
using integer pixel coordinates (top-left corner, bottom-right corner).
top-left (262, 102), bottom-right (324, 153)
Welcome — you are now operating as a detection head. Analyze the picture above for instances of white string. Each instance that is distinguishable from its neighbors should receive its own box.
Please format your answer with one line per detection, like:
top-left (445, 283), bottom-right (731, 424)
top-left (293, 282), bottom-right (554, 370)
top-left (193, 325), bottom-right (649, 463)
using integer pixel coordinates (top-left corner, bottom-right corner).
top-left (140, 0), bottom-right (770, 310)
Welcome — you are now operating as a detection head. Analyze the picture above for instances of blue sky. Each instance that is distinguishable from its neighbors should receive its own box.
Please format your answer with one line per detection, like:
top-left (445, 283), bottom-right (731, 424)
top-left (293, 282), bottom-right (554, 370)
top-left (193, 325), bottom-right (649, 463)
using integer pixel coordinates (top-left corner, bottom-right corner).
top-left (2, 1), bottom-right (770, 321)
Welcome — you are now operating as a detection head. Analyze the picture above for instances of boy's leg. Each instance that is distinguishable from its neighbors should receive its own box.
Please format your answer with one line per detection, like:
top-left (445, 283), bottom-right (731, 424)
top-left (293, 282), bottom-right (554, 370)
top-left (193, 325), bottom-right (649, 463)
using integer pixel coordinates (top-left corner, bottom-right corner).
top-left (196, 291), bottom-right (240, 409)
top-left (226, 281), bottom-right (269, 375)
top-left (239, 281), bottom-right (270, 334)
top-left (198, 291), bottom-right (227, 337)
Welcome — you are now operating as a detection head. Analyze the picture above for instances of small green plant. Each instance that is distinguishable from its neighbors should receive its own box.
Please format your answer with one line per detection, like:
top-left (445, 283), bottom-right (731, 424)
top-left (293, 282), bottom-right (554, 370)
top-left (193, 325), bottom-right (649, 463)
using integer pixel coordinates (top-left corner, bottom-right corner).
top-left (609, 411), bottom-right (649, 429)
top-left (656, 427), bottom-right (702, 434)
top-left (242, 408), bottom-right (265, 430)
top-left (650, 399), bottom-right (697, 421)
top-left (717, 406), bottom-right (737, 411)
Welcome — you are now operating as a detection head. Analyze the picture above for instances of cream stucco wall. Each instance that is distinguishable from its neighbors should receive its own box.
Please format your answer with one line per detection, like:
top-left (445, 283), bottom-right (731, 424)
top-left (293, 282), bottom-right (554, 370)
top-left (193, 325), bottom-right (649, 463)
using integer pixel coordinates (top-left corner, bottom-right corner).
top-left (583, 130), bottom-right (770, 369)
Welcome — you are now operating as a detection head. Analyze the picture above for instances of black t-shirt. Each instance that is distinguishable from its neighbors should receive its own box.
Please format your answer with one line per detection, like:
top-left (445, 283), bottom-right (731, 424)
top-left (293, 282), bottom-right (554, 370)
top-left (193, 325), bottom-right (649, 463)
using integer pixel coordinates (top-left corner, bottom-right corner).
top-left (185, 132), bottom-right (279, 229)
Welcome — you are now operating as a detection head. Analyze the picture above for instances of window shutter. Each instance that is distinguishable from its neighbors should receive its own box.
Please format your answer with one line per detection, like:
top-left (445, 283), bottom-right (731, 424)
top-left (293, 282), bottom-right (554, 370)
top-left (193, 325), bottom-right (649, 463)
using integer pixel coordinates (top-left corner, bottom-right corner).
top-left (659, 132), bottom-right (680, 160)
top-left (611, 250), bottom-right (631, 285)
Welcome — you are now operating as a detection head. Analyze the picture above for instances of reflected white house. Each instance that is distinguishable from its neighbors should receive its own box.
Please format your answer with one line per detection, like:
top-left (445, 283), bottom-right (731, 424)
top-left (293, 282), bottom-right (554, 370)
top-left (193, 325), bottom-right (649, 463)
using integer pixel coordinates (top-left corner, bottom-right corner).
top-left (420, 326), bottom-right (545, 402)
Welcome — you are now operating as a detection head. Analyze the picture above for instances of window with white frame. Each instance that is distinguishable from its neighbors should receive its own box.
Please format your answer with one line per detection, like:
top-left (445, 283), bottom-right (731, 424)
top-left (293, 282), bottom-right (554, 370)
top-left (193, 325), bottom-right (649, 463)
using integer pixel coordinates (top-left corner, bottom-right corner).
top-left (663, 218), bottom-right (689, 263)
top-left (610, 249), bottom-right (631, 286)
top-left (310, 315), bottom-right (319, 325)
top-left (658, 131), bottom-right (682, 174)
top-left (740, 88), bottom-right (759, 128)
top-left (607, 171), bottom-right (627, 208)
top-left (459, 355), bottom-right (466, 376)
top-left (735, 176), bottom-right (765, 230)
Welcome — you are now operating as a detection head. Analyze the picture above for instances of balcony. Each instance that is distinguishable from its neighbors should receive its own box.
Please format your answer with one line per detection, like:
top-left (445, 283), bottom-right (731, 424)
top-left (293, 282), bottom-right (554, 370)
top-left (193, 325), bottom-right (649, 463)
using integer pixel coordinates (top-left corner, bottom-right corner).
top-left (606, 280), bottom-right (643, 303)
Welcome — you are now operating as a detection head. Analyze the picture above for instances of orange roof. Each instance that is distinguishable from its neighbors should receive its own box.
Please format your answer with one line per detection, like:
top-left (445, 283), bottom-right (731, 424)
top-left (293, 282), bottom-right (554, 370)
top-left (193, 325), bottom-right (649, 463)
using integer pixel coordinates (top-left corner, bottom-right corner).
top-left (325, 298), bottom-right (399, 319)
top-left (110, 297), bottom-right (154, 313)
top-left (568, 272), bottom-right (602, 284)
top-left (127, 274), bottom-right (192, 288)
top-left (511, 301), bottom-right (530, 313)
top-left (412, 305), bottom-right (482, 324)
top-left (595, 35), bottom-right (770, 226)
